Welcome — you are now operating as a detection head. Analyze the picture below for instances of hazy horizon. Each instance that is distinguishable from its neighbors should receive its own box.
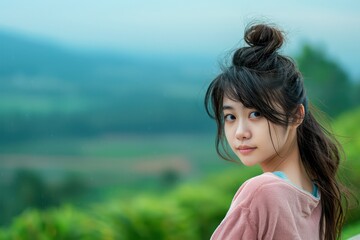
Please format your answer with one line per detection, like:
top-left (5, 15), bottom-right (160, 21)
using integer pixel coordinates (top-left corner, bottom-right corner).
top-left (1, 1), bottom-right (359, 79)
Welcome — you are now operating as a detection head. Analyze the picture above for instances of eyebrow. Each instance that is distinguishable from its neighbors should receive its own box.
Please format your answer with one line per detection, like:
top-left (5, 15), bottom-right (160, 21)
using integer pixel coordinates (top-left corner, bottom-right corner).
top-left (222, 105), bottom-right (234, 110)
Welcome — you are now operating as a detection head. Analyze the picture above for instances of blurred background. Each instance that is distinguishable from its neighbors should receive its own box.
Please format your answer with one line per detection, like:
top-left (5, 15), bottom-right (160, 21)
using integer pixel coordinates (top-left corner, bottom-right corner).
top-left (0, 0), bottom-right (359, 239)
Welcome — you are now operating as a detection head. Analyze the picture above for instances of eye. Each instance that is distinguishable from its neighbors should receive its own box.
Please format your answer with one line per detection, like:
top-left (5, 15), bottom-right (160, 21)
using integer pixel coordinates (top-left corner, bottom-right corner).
top-left (224, 114), bottom-right (236, 122)
top-left (249, 111), bottom-right (262, 119)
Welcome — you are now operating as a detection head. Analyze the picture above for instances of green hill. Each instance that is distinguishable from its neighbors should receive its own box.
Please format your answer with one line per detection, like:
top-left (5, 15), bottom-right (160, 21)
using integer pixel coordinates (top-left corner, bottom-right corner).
top-left (0, 30), bottom-right (215, 142)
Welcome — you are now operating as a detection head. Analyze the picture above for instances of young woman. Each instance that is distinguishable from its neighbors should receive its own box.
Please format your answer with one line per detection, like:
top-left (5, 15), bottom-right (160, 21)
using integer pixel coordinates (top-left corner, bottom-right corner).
top-left (205, 23), bottom-right (347, 239)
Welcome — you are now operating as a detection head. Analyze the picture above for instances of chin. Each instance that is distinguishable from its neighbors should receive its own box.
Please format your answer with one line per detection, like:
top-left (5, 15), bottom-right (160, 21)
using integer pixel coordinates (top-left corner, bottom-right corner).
top-left (239, 159), bottom-right (257, 167)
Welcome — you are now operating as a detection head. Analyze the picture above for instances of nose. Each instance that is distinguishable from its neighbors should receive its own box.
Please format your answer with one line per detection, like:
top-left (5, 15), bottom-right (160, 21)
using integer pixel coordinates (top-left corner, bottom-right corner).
top-left (235, 119), bottom-right (251, 140)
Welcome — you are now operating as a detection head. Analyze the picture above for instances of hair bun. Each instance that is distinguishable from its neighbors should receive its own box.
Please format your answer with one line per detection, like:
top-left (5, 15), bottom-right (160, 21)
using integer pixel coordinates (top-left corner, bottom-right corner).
top-left (244, 24), bottom-right (284, 55)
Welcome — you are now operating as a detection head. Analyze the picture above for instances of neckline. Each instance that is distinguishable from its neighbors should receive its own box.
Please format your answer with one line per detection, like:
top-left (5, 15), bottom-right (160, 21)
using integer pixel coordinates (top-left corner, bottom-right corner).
top-left (271, 171), bottom-right (319, 198)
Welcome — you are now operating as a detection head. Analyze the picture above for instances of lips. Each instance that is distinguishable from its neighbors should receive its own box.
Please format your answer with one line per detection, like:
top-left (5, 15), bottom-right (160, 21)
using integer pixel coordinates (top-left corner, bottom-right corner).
top-left (236, 145), bottom-right (257, 155)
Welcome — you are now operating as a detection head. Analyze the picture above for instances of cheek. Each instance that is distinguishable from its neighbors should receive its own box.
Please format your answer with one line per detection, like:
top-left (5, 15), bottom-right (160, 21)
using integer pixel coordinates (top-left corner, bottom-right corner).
top-left (256, 122), bottom-right (273, 142)
top-left (224, 126), bottom-right (232, 142)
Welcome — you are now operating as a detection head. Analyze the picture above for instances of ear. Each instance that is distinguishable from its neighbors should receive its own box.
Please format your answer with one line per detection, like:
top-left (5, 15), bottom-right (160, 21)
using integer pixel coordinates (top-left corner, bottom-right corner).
top-left (292, 104), bottom-right (305, 127)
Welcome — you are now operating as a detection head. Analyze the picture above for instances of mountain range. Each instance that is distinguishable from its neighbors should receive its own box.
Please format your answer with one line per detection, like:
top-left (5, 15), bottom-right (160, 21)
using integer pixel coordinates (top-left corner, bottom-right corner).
top-left (0, 30), bottom-right (216, 141)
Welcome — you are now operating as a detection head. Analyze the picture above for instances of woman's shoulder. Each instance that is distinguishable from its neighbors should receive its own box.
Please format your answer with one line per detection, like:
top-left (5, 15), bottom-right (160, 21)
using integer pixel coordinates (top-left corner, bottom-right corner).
top-left (235, 172), bottom-right (284, 195)
top-left (244, 172), bottom-right (281, 186)
top-left (231, 172), bottom-right (295, 208)
top-left (231, 172), bottom-right (319, 212)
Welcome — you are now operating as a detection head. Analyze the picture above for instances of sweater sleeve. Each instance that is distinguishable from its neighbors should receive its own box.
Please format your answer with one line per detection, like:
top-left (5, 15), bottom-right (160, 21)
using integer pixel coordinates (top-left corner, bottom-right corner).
top-left (247, 181), bottom-right (305, 240)
top-left (210, 206), bottom-right (257, 240)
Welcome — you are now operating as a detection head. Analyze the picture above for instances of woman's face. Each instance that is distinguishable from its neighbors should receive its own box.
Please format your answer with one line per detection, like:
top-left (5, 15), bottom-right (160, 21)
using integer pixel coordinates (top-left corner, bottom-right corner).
top-left (222, 96), bottom-right (297, 170)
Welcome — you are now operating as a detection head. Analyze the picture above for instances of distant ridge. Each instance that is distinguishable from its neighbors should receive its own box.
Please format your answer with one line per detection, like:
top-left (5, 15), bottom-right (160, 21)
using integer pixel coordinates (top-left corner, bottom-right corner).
top-left (0, 29), bottom-right (214, 141)
top-left (0, 29), bottom-right (134, 81)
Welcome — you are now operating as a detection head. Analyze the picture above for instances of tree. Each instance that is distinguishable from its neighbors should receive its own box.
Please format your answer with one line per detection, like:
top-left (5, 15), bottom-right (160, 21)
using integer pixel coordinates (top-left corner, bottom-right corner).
top-left (296, 44), bottom-right (353, 117)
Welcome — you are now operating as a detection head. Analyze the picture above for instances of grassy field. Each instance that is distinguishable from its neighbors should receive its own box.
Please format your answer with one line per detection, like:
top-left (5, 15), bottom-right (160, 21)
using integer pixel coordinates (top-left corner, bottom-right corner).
top-left (0, 134), bottom-right (234, 199)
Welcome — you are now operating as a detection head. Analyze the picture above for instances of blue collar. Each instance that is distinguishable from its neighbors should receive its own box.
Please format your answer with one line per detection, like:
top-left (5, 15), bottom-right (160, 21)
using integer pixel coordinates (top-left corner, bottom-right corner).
top-left (272, 171), bottom-right (319, 198)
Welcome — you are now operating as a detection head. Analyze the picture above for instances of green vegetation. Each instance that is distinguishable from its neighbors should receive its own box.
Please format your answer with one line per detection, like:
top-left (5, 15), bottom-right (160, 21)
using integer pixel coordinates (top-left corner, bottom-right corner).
top-left (296, 44), bottom-right (358, 117)
top-left (333, 108), bottom-right (360, 226)
top-left (0, 134), bottom-right (230, 226)
top-left (342, 221), bottom-right (360, 239)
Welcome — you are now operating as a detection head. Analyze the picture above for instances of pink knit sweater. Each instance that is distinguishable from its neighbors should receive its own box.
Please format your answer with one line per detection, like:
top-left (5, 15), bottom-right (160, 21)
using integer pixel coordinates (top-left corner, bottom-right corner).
top-left (211, 172), bottom-right (321, 240)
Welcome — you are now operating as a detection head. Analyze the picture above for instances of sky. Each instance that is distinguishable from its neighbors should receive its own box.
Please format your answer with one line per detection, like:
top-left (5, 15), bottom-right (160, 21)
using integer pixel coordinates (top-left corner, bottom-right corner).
top-left (0, 0), bottom-right (360, 79)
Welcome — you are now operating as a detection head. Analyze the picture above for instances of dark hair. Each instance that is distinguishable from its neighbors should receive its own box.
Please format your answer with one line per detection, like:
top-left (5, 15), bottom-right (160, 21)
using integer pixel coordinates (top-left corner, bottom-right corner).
top-left (204, 23), bottom-right (347, 240)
